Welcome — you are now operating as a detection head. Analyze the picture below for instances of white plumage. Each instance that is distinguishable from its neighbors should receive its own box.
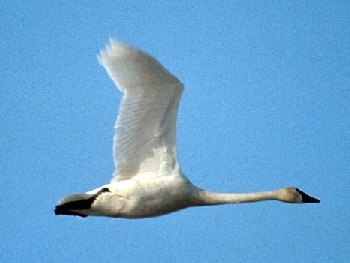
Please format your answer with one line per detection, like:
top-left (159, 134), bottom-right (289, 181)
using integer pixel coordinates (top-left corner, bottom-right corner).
top-left (99, 41), bottom-right (182, 181)
top-left (55, 40), bottom-right (319, 219)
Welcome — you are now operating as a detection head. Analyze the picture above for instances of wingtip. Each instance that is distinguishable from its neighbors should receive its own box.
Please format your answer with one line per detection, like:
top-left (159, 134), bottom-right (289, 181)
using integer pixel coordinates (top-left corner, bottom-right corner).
top-left (98, 39), bottom-right (134, 66)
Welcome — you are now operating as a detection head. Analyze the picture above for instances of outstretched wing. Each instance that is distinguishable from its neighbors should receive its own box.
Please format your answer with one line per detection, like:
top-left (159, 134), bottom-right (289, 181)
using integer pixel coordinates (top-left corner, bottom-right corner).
top-left (98, 40), bottom-right (183, 181)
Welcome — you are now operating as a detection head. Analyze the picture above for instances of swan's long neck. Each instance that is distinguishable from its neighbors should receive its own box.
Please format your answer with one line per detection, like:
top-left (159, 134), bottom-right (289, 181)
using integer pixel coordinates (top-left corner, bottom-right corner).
top-left (194, 189), bottom-right (279, 206)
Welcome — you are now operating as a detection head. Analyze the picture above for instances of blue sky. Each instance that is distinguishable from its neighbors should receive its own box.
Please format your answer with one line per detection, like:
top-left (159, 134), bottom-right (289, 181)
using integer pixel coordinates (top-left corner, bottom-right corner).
top-left (1, 1), bottom-right (349, 262)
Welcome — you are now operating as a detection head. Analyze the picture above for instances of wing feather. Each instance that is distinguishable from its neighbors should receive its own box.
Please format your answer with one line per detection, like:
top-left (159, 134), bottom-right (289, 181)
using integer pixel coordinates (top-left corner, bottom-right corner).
top-left (98, 40), bottom-right (183, 181)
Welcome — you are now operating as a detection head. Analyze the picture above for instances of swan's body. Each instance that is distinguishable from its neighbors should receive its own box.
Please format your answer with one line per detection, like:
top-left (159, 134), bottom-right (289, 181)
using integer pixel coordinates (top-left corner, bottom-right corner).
top-left (55, 40), bottom-right (319, 219)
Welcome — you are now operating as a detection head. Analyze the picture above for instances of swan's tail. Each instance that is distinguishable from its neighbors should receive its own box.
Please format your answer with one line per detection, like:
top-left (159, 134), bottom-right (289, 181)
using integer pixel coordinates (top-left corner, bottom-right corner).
top-left (54, 188), bottom-right (110, 217)
top-left (54, 193), bottom-right (96, 217)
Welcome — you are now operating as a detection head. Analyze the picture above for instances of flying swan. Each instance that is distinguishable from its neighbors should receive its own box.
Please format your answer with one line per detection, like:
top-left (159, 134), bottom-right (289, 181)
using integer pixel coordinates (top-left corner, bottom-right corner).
top-left (54, 40), bottom-right (320, 219)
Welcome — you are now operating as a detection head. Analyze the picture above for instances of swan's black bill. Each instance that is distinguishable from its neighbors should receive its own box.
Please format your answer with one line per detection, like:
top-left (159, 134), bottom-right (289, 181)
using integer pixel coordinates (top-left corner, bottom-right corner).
top-left (296, 188), bottom-right (320, 203)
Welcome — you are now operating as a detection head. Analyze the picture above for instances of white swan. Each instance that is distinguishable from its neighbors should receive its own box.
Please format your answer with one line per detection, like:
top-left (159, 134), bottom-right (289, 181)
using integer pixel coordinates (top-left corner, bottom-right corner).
top-left (54, 40), bottom-right (320, 219)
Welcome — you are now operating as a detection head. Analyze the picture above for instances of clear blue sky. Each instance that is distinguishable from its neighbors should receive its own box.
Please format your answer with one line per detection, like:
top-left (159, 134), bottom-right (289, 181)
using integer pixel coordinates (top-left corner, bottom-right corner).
top-left (1, 1), bottom-right (349, 262)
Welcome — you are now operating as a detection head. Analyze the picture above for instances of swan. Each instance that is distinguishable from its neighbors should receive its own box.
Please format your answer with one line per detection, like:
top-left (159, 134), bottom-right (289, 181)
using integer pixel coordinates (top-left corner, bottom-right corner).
top-left (54, 40), bottom-right (320, 219)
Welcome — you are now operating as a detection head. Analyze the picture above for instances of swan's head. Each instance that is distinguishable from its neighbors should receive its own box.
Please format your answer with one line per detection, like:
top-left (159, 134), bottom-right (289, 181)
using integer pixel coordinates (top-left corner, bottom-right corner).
top-left (278, 187), bottom-right (320, 203)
